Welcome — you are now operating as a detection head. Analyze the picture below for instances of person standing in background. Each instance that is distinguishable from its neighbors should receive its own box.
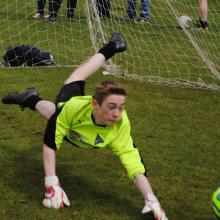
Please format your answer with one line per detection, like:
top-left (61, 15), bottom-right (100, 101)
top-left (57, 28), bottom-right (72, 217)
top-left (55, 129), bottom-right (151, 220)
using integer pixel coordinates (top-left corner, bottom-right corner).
top-left (45, 0), bottom-right (78, 21)
top-left (126, 0), bottom-right (151, 24)
top-left (33, 0), bottom-right (46, 18)
top-left (33, 0), bottom-right (78, 21)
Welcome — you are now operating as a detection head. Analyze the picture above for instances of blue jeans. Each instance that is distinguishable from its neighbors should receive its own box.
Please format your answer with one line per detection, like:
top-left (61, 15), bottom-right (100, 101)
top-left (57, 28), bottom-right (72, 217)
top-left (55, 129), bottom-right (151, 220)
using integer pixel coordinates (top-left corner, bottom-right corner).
top-left (127, 0), bottom-right (151, 20)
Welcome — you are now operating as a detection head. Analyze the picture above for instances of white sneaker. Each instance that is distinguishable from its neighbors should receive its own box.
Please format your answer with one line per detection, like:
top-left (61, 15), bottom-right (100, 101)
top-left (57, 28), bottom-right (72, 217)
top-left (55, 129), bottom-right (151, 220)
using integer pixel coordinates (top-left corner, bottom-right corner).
top-left (142, 203), bottom-right (168, 220)
top-left (44, 15), bottom-right (56, 22)
top-left (33, 13), bottom-right (44, 19)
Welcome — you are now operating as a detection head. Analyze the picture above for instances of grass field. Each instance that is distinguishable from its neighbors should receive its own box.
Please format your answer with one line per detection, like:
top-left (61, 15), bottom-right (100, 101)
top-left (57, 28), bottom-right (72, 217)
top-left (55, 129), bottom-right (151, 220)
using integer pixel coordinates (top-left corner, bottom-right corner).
top-left (0, 68), bottom-right (220, 220)
top-left (0, 1), bottom-right (220, 220)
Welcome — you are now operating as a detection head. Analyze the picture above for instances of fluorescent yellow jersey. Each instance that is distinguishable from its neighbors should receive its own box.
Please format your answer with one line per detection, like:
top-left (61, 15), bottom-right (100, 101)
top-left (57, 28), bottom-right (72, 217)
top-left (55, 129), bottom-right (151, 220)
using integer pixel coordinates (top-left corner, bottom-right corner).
top-left (55, 95), bottom-right (145, 179)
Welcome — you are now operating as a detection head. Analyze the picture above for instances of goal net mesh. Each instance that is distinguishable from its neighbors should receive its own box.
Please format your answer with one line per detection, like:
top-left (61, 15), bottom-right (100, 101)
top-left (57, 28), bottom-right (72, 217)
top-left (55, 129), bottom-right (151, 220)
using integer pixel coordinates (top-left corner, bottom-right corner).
top-left (0, 0), bottom-right (220, 90)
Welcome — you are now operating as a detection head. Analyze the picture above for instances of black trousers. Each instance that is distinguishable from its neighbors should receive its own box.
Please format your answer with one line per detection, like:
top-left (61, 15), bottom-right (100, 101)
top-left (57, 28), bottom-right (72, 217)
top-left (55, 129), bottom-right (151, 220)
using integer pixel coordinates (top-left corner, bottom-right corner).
top-left (96, 0), bottom-right (111, 18)
top-left (37, 0), bottom-right (46, 14)
top-left (48, 0), bottom-right (78, 18)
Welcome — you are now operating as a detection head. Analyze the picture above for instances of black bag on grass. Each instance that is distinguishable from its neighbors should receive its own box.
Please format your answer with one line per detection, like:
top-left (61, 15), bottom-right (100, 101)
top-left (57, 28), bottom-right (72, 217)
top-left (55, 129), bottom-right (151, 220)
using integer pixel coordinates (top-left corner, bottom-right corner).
top-left (3, 45), bottom-right (54, 67)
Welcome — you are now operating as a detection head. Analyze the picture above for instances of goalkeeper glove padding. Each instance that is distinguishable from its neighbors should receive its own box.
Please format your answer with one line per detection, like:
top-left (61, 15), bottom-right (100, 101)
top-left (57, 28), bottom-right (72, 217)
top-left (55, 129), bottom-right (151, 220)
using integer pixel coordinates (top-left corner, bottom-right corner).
top-left (42, 175), bottom-right (70, 209)
top-left (142, 202), bottom-right (168, 220)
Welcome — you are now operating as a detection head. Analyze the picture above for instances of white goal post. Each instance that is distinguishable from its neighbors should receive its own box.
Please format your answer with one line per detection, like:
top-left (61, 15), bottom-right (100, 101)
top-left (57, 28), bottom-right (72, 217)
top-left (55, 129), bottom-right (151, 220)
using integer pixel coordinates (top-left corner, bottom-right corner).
top-left (0, 0), bottom-right (220, 90)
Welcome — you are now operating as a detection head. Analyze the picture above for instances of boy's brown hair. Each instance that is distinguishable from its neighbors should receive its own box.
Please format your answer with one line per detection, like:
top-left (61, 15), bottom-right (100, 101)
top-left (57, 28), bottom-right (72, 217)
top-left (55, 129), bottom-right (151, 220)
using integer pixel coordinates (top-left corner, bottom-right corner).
top-left (93, 80), bottom-right (127, 105)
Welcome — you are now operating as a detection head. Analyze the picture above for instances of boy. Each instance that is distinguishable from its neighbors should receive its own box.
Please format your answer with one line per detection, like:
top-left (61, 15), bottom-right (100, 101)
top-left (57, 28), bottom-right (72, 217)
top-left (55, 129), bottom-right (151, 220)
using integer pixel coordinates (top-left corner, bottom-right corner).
top-left (2, 33), bottom-right (168, 219)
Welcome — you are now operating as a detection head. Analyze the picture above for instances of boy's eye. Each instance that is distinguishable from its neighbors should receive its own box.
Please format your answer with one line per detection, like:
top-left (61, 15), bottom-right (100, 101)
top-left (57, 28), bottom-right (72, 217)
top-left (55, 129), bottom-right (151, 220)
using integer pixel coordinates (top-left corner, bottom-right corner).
top-left (107, 104), bottom-right (125, 112)
top-left (119, 107), bottom-right (124, 112)
top-left (108, 104), bottom-right (115, 110)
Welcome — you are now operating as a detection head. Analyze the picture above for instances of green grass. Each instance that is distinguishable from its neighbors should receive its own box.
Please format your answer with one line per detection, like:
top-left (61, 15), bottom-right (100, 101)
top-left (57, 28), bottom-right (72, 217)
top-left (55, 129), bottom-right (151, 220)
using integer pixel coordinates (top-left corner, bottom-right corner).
top-left (0, 0), bottom-right (220, 219)
top-left (0, 68), bottom-right (220, 220)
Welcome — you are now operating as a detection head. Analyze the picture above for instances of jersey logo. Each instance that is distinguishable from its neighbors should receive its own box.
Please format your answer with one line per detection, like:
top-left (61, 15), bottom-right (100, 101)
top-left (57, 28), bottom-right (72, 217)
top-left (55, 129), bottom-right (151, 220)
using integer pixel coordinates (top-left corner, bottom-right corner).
top-left (69, 130), bottom-right (83, 141)
top-left (94, 134), bottom-right (104, 145)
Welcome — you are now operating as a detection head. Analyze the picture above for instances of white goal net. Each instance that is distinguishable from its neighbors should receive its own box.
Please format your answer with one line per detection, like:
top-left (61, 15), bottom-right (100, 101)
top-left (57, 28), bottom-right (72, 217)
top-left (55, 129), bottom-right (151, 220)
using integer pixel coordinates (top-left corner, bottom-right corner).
top-left (0, 0), bottom-right (220, 90)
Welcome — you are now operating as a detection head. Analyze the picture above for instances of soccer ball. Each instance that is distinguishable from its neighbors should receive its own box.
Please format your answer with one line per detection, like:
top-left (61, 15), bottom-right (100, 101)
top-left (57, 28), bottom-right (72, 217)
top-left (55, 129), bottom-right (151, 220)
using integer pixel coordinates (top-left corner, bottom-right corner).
top-left (178, 15), bottom-right (192, 29)
top-left (212, 187), bottom-right (220, 219)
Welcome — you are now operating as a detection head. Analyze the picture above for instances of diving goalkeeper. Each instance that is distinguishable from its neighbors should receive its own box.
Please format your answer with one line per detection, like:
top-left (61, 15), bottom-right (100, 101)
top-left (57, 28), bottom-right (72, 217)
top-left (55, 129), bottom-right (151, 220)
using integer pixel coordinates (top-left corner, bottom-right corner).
top-left (2, 33), bottom-right (168, 220)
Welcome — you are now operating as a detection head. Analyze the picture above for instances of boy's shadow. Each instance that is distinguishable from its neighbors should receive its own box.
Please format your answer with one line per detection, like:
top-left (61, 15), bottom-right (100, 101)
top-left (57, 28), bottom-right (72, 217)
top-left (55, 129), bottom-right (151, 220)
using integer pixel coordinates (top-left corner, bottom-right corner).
top-left (1, 145), bottom-right (141, 219)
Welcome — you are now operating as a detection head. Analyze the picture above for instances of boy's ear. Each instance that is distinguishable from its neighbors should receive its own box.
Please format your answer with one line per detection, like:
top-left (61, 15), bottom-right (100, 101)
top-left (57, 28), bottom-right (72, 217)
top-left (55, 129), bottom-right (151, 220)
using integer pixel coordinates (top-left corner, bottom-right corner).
top-left (92, 99), bottom-right (99, 108)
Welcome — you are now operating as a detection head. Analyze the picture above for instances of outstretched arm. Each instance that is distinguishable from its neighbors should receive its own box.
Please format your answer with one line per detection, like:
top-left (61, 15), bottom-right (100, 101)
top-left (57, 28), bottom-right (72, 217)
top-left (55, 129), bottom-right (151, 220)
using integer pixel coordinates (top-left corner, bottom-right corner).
top-left (134, 174), bottom-right (168, 219)
top-left (133, 174), bottom-right (153, 201)
top-left (43, 144), bottom-right (56, 176)
top-left (42, 144), bottom-right (70, 208)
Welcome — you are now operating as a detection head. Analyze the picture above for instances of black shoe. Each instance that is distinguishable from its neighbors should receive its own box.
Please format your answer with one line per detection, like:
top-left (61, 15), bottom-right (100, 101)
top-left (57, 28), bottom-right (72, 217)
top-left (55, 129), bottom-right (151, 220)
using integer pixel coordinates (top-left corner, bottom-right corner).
top-left (2, 88), bottom-right (39, 109)
top-left (196, 18), bottom-right (208, 29)
top-left (109, 32), bottom-right (127, 52)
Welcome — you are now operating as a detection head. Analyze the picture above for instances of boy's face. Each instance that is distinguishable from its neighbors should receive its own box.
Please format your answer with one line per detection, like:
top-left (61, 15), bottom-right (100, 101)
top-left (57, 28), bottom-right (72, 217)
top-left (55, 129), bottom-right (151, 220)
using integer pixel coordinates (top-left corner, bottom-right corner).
top-left (93, 94), bottom-right (126, 126)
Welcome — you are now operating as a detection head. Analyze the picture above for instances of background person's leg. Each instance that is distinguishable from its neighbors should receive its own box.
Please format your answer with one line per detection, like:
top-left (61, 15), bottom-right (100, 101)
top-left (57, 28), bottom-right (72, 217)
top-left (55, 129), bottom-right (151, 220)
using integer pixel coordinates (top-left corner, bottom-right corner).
top-left (199, 0), bottom-right (208, 21)
top-left (102, 0), bottom-right (111, 18)
top-left (139, 0), bottom-right (151, 21)
top-left (33, 0), bottom-right (46, 18)
top-left (197, 0), bottom-right (208, 29)
top-left (48, 0), bottom-right (62, 20)
top-left (67, 0), bottom-right (77, 19)
top-left (37, 0), bottom-right (46, 15)
top-left (127, 0), bottom-right (136, 19)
